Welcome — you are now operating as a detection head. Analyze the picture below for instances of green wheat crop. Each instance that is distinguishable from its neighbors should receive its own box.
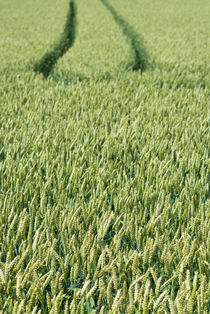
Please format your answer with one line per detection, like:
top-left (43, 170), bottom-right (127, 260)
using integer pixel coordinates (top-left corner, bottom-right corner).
top-left (0, 0), bottom-right (209, 312)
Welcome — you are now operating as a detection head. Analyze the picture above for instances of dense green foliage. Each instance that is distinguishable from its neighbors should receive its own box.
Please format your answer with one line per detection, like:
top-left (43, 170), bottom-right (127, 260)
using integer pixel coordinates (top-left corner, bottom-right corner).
top-left (0, 0), bottom-right (209, 312)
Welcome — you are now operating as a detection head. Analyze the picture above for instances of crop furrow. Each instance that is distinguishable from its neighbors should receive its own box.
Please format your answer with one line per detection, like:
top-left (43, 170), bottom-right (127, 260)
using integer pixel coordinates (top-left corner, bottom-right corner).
top-left (101, 0), bottom-right (150, 72)
top-left (34, 0), bottom-right (77, 77)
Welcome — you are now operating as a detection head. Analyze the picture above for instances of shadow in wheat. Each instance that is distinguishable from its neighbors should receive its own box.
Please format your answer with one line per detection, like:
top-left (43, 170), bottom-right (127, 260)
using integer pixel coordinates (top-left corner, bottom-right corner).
top-left (34, 0), bottom-right (77, 77)
top-left (101, 0), bottom-right (150, 72)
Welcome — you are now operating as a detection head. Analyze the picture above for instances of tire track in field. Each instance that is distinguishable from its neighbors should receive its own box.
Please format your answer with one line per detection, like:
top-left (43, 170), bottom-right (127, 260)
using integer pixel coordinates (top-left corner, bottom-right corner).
top-left (101, 0), bottom-right (150, 72)
top-left (34, 0), bottom-right (77, 77)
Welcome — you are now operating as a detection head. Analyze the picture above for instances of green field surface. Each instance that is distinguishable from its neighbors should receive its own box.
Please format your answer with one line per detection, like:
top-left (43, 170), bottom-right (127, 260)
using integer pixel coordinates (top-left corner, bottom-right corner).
top-left (0, 0), bottom-right (209, 312)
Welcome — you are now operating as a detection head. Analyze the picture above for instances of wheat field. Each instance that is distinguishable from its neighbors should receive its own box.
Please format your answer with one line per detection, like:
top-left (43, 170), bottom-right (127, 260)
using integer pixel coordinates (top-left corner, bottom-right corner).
top-left (0, 0), bottom-right (209, 312)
